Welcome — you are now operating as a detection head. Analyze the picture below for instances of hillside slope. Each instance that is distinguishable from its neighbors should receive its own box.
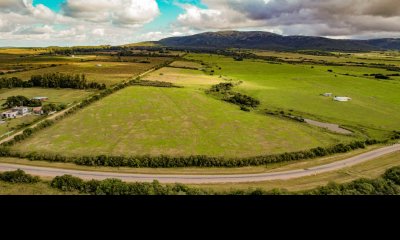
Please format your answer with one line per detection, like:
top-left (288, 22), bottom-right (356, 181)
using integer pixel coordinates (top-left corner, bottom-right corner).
top-left (158, 31), bottom-right (400, 51)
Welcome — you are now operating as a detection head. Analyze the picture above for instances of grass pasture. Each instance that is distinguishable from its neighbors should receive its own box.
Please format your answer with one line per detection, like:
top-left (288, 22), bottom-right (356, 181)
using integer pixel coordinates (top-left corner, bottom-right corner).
top-left (186, 54), bottom-right (400, 139)
top-left (0, 181), bottom-right (70, 195)
top-left (11, 86), bottom-right (352, 158)
top-left (6, 61), bottom-right (164, 86)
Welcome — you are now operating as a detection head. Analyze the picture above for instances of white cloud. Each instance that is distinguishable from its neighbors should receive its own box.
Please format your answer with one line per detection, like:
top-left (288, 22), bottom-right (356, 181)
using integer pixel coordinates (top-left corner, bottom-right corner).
top-left (62, 0), bottom-right (160, 26)
top-left (176, 0), bottom-right (400, 38)
top-left (0, 0), bottom-right (162, 46)
top-left (177, 2), bottom-right (263, 30)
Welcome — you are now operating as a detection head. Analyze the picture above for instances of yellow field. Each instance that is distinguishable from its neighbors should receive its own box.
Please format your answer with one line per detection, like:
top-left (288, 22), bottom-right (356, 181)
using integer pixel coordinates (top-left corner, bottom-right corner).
top-left (144, 67), bottom-right (223, 88)
top-left (169, 61), bottom-right (203, 69)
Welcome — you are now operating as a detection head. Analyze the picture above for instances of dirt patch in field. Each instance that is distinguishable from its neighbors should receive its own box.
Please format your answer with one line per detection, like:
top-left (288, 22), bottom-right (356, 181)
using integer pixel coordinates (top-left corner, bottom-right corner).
top-left (304, 119), bottom-right (353, 135)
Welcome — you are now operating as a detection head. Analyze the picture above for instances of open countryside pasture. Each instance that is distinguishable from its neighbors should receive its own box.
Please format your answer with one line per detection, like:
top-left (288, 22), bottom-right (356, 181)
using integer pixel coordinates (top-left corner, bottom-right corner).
top-left (252, 50), bottom-right (400, 67)
top-left (186, 54), bottom-right (400, 139)
top-left (11, 86), bottom-right (353, 158)
top-left (6, 60), bottom-right (168, 87)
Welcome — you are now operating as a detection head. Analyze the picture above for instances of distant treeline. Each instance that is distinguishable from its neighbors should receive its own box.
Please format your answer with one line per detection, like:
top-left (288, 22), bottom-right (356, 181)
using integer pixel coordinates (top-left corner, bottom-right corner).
top-left (0, 139), bottom-right (384, 168)
top-left (49, 46), bottom-right (120, 55)
top-left (0, 74), bottom-right (106, 90)
top-left (2, 165), bottom-right (400, 195)
top-left (130, 79), bottom-right (182, 88)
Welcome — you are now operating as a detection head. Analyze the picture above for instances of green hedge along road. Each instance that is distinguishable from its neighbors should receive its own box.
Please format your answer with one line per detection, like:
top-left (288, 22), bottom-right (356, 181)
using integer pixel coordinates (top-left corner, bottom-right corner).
top-left (0, 144), bottom-right (399, 184)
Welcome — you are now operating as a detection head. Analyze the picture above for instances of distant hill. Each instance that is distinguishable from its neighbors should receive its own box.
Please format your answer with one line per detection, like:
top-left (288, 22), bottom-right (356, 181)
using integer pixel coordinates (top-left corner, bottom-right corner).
top-left (122, 41), bottom-right (159, 47)
top-left (157, 31), bottom-right (400, 51)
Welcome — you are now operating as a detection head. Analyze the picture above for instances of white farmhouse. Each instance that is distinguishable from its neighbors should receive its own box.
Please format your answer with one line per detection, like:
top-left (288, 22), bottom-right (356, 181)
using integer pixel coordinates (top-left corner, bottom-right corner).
top-left (12, 106), bottom-right (29, 116)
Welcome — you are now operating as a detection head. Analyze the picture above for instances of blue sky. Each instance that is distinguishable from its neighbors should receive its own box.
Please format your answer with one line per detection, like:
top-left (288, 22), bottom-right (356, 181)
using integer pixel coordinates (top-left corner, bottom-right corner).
top-left (33, 0), bottom-right (65, 11)
top-left (1, 0), bottom-right (399, 47)
top-left (32, 0), bottom-right (201, 31)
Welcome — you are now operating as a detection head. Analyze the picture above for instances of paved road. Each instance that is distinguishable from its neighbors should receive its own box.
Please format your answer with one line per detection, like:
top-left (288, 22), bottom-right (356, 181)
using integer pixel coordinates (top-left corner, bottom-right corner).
top-left (1, 144), bottom-right (399, 184)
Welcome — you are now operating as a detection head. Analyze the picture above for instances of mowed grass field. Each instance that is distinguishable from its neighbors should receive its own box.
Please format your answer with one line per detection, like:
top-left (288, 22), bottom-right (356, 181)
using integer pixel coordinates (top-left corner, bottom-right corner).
top-left (186, 54), bottom-right (400, 138)
top-left (11, 86), bottom-right (352, 157)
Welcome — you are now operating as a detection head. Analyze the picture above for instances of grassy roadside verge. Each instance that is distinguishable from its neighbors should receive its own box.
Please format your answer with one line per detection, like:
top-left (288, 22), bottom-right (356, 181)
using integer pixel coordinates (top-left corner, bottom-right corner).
top-left (191, 150), bottom-right (400, 192)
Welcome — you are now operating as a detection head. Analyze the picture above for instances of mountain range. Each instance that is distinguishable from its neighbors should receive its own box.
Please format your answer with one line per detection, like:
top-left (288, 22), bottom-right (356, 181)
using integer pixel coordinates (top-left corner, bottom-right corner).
top-left (157, 31), bottom-right (400, 51)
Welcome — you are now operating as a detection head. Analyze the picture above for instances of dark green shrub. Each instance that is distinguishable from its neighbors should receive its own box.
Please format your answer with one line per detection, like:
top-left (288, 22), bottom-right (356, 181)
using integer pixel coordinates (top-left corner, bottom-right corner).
top-left (0, 169), bottom-right (39, 184)
top-left (50, 175), bottom-right (84, 192)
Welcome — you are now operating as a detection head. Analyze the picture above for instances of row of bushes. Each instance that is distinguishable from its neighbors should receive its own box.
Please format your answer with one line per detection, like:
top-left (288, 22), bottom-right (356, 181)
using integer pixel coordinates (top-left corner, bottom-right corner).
top-left (0, 73), bottom-right (106, 90)
top-left (207, 82), bottom-right (260, 109)
top-left (0, 169), bottom-right (39, 184)
top-left (129, 79), bottom-right (182, 88)
top-left (50, 175), bottom-right (209, 195)
top-left (0, 139), bottom-right (383, 168)
top-left (3, 165), bottom-right (400, 195)
top-left (305, 166), bottom-right (400, 195)
top-left (392, 131), bottom-right (400, 140)
top-left (225, 92), bottom-right (260, 108)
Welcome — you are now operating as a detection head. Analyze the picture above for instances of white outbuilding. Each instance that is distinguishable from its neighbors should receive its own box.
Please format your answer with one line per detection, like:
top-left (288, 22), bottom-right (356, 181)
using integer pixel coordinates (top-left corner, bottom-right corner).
top-left (334, 97), bottom-right (352, 102)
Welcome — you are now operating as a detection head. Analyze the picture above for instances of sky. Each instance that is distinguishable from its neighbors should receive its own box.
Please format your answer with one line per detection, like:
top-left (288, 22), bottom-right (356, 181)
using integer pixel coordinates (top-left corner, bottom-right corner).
top-left (0, 0), bottom-right (400, 47)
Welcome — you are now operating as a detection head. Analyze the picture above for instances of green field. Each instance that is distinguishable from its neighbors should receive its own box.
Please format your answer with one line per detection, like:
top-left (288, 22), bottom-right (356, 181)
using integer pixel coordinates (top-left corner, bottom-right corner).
top-left (11, 86), bottom-right (352, 157)
top-left (0, 181), bottom-right (72, 195)
top-left (185, 54), bottom-right (400, 138)
top-left (253, 50), bottom-right (400, 67)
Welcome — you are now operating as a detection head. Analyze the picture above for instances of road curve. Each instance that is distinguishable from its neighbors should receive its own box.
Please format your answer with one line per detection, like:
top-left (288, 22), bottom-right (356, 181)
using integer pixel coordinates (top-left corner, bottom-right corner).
top-left (0, 144), bottom-right (399, 184)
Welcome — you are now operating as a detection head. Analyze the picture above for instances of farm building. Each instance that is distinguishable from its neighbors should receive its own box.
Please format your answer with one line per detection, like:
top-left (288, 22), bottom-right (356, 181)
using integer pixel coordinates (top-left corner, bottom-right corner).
top-left (32, 97), bottom-right (49, 102)
top-left (322, 93), bottom-right (333, 97)
top-left (12, 106), bottom-right (29, 116)
top-left (334, 97), bottom-right (352, 102)
top-left (32, 107), bottom-right (44, 115)
top-left (2, 110), bottom-right (18, 119)
top-left (2, 106), bottom-right (29, 119)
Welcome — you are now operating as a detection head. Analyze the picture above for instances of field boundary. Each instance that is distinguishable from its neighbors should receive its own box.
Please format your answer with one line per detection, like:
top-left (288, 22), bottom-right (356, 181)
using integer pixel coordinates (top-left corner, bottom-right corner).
top-left (0, 61), bottom-right (172, 146)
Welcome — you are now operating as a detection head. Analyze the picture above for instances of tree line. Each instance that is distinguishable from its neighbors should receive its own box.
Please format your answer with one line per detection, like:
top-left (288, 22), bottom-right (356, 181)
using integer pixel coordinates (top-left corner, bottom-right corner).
top-left (0, 139), bottom-right (384, 168)
top-left (0, 73), bottom-right (106, 90)
top-left (207, 82), bottom-right (260, 110)
top-left (2, 96), bottom-right (42, 108)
